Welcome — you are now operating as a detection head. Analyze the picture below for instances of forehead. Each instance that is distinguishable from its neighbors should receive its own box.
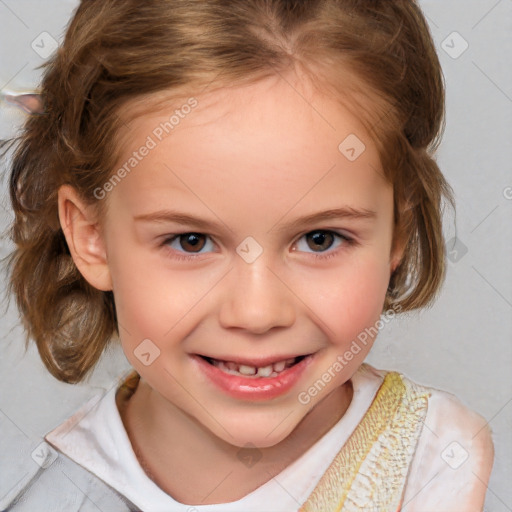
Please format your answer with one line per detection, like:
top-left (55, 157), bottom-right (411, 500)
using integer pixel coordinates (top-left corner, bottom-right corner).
top-left (107, 73), bottom-right (391, 227)
top-left (116, 67), bottom-right (382, 160)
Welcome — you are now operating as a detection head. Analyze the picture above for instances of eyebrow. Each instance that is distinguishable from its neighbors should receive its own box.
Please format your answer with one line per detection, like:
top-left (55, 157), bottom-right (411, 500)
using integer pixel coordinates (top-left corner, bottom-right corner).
top-left (133, 206), bottom-right (377, 232)
top-left (270, 207), bottom-right (377, 233)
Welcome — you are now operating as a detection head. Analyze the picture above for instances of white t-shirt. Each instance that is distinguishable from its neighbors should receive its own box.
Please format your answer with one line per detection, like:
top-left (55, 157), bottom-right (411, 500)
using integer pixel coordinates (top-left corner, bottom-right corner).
top-left (43, 363), bottom-right (493, 512)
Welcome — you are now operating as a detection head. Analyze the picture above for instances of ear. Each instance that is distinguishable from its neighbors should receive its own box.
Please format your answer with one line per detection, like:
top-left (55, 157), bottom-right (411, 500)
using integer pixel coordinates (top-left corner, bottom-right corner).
top-left (390, 234), bottom-right (406, 274)
top-left (57, 184), bottom-right (112, 291)
top-left (389, 209), bottom-right (411, 274)
top-left (5, 93), bottom-right (45, 114)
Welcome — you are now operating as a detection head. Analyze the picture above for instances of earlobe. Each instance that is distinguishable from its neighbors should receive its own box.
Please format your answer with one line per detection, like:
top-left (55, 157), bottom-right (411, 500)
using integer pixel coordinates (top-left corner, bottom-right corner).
top-left (390, 229), bottom-right (407, 275)
top-left (57, 184), bottom-right (112, 291)
top-left (390, 205), bottom-right (412, 274)
top-left (390, 255), bottom-right (401, 275)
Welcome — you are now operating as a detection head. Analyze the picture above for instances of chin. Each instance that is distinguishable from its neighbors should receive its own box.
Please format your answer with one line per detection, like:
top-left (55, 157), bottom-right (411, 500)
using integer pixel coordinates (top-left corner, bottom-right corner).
top-left (229, 432), bottom-right (288, 450)
top-left (217, 415), bottom-right (301, 450)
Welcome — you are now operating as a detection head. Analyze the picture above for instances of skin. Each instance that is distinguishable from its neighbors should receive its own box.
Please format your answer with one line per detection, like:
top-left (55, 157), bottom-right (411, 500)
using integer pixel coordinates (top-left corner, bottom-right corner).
top-left (58, 69), bottom-right (406, 504)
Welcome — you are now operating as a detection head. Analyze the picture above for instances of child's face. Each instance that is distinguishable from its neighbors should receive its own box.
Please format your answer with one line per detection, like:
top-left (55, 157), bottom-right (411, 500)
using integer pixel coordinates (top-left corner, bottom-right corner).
top-left (88, 73), bottom-right (402, 447)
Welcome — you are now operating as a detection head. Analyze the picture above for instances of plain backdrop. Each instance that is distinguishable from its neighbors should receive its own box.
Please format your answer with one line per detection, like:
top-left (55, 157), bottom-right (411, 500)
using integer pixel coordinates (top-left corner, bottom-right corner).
top-left (0, 1), bottom-right (510, 510)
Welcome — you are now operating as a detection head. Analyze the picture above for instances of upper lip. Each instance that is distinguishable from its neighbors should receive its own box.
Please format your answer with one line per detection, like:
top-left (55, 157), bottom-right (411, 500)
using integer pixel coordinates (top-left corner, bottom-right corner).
top-left (194, 353), bottom-right (313, 367)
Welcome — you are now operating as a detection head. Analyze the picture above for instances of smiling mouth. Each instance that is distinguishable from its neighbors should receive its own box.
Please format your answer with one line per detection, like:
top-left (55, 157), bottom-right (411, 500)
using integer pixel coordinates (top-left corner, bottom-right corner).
top-left (199, 355), bottom-right (308, 378)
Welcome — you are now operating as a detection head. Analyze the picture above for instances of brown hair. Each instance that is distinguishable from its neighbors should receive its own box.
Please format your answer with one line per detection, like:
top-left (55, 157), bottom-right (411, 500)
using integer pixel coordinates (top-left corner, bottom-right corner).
top-left (0, 0), bottom-right (454, 384)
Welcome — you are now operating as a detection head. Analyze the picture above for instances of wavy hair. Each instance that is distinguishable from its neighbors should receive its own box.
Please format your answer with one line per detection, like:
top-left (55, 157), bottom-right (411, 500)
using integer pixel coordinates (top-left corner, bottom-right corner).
top-left (0, 0), bottom-right (454, 383)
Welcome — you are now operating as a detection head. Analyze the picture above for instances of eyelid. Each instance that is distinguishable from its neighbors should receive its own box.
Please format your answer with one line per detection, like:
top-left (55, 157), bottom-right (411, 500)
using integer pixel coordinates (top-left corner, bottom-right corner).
top-left (293, 225), bottom-right (357, 240)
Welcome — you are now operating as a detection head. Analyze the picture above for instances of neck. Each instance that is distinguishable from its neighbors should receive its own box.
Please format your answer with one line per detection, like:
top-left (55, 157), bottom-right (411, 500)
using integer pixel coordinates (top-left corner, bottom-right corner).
top-left (117, 377), bottom-right (353, 505)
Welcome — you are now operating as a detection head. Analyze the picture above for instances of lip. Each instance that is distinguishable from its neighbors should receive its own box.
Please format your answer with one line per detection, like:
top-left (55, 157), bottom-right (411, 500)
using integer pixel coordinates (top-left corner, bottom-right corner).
top-left (192, 353), bottom-right (315, 401)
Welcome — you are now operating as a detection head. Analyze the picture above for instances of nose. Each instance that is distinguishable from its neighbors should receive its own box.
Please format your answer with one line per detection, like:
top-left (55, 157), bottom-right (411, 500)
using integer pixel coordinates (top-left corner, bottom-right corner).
top-left (218, 254), bottom-right (296, 334)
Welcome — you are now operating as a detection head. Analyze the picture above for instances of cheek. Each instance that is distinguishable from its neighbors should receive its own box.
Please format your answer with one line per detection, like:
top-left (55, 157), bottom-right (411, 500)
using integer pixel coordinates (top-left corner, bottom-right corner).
top-left (106, 243), bottom-right (172, 339)
top-left (107, 241), bottom-right (217, 350)
top-left (302, 256), bottom-right (390, 344)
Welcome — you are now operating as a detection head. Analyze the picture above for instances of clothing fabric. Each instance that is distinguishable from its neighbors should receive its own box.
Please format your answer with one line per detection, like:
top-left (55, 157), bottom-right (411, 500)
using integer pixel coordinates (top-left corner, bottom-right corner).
top-left (1, 363), bottom-right (493, 511)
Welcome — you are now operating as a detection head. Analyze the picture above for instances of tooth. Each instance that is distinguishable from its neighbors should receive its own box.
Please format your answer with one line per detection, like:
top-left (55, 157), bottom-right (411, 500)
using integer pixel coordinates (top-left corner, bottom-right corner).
top-left (273, 360), bottom-right (286, 372)
top-left (225, 361), bottom-right (237, 371)
top-left (285, 358), bottom-right (296, 367)
top-left (212, 360), bottom-right (235, 375)
top-left (238, 364), bottom-right (257, 376)
top-left (224, 367), bottom-right (241, 376)
top-left (257, 365), bottom-right (273, 377)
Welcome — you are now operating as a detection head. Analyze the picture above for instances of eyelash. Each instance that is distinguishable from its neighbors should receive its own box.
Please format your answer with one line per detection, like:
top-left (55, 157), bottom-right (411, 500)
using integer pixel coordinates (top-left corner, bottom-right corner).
top-left (160, 230), bottom-right (357, 262)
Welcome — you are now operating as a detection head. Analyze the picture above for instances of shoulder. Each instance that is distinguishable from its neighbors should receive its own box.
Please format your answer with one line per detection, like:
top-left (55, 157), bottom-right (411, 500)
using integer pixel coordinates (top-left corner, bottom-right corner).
top-left (0, 397), bottom-right (136, 512)
top-left (394, 371), bottom-right (495, 512)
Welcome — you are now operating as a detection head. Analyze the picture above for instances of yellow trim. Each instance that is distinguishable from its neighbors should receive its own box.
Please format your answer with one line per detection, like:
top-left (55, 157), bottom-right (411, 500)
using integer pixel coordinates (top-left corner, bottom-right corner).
top-left (300, 372), bottom-right (429, 511)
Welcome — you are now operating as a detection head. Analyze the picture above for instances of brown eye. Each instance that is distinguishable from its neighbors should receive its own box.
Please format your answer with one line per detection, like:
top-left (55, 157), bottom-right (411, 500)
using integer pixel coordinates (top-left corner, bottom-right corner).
top-left (293, 230), bottom-right (355, 260)
top-left (162, 232), bottom-right (216, 261)
top-left (178, 233), bottom-right (206, 253)
top-left (305, 231), bottom-right (336, 252)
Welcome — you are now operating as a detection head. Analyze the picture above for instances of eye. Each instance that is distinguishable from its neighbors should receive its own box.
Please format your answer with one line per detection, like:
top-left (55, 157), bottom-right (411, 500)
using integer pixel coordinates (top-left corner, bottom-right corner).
top-left (162, 233), bottom-right (215, 261)
top-left (161, 229), bottom-right (356, 262)
top-left (293, 230), bottom-right (355, 260)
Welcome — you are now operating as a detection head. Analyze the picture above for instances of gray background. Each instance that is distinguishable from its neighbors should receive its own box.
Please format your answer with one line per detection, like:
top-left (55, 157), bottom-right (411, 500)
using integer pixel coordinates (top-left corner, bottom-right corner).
top-left (0, 1), bottom-right (510, 510)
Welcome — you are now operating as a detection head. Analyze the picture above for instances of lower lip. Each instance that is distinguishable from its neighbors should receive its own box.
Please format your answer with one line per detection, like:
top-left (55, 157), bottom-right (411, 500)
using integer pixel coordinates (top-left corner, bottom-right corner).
top-left (192, 354), bottom-right (314, 401)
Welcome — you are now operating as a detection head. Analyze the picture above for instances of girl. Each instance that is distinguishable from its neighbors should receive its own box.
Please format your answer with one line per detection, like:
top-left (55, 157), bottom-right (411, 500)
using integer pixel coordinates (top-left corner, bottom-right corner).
top-left (0, 0), bottom-right (494, 510)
